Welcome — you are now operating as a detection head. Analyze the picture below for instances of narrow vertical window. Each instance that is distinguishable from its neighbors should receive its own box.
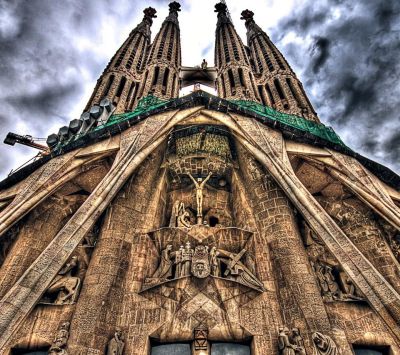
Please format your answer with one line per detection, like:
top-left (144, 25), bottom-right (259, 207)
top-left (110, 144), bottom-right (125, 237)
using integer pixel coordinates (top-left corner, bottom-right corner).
top-left (274, 79), bottom-right (285, 100)
top-left (238, 68), bottom-right (246, 87)
top-left (220, 75), bottom-right (226, 97)
top-left (162, 68), bottom-right (170, 94)
top-left (152, 67), bottom-right (160, 87)
top-left (102, 75), bottom-right (115, 97)
top-left (228, 69), bottom-right (235, 95)
top-left (258, 86), bottom-right (266, 105)
top-left (125, 82), bottom-right (135, 110)
top-left (266, 84), bottom-right (275, 104)
top-left (115, 77), bottom-right (127, 98)
top-left (171, 74), bottom-right (176, 97)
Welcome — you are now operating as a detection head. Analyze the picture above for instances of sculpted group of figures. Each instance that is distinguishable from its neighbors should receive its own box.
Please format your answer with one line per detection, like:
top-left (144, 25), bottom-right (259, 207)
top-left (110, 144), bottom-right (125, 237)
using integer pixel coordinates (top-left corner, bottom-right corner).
top-left (47, 324), bottom-right (124, 355)
top-left (313, 261), bottom-right (364, 302)
top-left (278, 327), bottom-right (338, 355)
top-left (144, 242), bottom-right (265, 291)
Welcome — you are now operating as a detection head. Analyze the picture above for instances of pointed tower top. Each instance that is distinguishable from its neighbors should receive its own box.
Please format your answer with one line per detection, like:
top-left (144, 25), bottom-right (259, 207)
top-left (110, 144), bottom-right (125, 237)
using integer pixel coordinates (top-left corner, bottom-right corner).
top-left (164, 1), bottom-right (181, 25)
top-left (131, 7), bottom-right (157, 38)
top-left (241, 9), bottom-right (265, 43)
top-left (215, 2), bottom-right (231, 28)
top-left (143, 7), bottom-right (157, 23)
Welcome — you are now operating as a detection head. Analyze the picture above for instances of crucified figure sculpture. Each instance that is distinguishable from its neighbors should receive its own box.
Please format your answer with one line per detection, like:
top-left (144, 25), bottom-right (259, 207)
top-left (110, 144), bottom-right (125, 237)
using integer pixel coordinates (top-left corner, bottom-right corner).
top-left (188, 172), bottom-right (212, 223)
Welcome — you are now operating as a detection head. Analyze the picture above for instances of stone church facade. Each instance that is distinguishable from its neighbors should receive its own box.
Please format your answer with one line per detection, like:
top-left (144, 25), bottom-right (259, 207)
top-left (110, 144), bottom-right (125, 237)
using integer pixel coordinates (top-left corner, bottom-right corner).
top-left (0, 2), bottom-right (400, 355)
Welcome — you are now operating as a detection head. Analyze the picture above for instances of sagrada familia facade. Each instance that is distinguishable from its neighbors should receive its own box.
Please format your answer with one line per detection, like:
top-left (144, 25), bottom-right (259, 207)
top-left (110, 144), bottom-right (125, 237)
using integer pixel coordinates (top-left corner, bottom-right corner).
top-left (0, 2), bottom-right (399, 355)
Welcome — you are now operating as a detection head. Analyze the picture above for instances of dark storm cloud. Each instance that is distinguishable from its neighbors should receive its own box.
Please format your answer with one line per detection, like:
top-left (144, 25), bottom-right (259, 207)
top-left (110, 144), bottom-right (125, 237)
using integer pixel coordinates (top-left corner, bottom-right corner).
top-left (0, 0), bottom-right (141, 178)
top-left (311, 37), bottom-right (330, 74)
top-left (273, 0), bottom-right (400, 172)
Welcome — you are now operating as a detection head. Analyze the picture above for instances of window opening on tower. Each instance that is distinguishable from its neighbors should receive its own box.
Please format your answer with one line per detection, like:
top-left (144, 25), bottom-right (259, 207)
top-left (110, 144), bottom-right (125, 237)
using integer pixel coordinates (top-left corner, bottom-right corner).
top-left (274, 79), bottom-right (286, 100)
top-left (102, 75), bottom-right (115, 98)
top-left (115, 77), bottom-right (127, 98)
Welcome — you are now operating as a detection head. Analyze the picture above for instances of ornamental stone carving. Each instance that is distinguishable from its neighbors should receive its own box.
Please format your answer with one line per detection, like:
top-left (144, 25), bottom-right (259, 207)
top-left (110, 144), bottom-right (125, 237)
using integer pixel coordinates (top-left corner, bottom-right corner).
top-left (143, 242), bottom-right (264, 292)
top-left (191, 244), bottom-right (210, 278)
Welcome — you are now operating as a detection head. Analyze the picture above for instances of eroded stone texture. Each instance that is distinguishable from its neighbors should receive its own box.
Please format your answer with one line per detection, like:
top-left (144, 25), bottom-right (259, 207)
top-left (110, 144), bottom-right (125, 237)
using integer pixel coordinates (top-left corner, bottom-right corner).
top-left (0, 194), bottom-right (86, 299)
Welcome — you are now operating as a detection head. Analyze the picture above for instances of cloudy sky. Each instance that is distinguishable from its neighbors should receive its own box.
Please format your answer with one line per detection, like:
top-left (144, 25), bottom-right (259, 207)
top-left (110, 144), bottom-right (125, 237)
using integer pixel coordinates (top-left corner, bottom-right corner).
top-left (0, 0), bottom-right (399, 180)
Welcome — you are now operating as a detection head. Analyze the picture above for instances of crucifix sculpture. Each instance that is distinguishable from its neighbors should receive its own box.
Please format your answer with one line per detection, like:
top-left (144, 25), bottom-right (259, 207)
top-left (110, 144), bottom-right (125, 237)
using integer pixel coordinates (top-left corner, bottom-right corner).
top-left (188, 171), bottom-right (212, 224)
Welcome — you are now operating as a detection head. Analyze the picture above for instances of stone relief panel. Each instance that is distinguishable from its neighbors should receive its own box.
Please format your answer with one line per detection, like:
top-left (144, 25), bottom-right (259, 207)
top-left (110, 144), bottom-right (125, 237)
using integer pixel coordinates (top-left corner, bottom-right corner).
top-left (300, 221), bottom-right (365, 302)
top-left (141, 226), bottom-right (264, 293)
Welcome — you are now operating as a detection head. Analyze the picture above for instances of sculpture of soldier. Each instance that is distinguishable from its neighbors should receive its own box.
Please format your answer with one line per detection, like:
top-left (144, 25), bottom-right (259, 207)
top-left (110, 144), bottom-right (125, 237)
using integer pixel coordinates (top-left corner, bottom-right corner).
top-left (209, 246), bottom-right (220, 277)
top-left (180, 241), bottom-right (193, 276)
top-left (175, 245), bottom-right (184, 278)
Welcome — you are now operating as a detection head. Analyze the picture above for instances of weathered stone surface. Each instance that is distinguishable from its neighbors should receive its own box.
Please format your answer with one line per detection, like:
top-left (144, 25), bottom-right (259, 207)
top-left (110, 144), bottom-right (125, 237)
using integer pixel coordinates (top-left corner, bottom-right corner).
top-left (1, 109), bottom-right (399, 355)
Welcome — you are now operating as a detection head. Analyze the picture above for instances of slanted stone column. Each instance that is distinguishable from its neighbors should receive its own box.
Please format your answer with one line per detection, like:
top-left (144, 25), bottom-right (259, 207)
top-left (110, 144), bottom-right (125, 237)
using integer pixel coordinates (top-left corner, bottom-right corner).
top-left (0, 195), bottom-right (85, 299)
top-left (68, 151), bottom-right (164, 354)
top-left (238, 150), bottom-right (352, 354)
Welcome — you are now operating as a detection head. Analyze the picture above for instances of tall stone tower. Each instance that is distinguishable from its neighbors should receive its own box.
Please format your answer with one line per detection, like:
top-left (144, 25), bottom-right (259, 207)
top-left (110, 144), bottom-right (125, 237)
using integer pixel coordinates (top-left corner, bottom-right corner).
top-left (0, 2), bottom-right (400, 355)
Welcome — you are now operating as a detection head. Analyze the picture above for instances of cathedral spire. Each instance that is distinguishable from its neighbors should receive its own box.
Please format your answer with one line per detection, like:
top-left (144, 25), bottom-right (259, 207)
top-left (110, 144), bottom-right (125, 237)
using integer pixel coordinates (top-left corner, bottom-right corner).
top-left (241, 9), bottom-right (319, 121)
top-left (214, 2), bottom-right (260, 102)
top-left (137, 2), bottom-right (182, 100)
top-left (85, 7), bottom-right (157, 113)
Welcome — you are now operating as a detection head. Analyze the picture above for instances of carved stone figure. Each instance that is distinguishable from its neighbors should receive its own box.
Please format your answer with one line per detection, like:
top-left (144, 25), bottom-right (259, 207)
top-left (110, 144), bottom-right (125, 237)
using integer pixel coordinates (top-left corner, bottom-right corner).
top-left (278, 327), bottom-right (296, 355)
top-left (153, 245), bottom-right (173, 279)
top-left (290, 328), bottom-right (306, 355)
top-left (170, 201), bottom-right (185, 227)
top-left (106, 328), bottom-right (125, 355)
top-left (314, 262), bottom-right (341, 301)
top-left (219, 248), bottom-right (265, 291)
top-left (142, 243), bottom-right (264, 292)
top-left (191, 244), bottom-right (210, 278)
top-left (181, 241), bottom-right (193, 276)
top-left (187, 172), bottom-right (212, 221)
top-left (45, 256), bottom-right (81, 304)
top-left (312, 332), bottom-right (338, 355)
top-left (177, 210), bottom-right (191, 228)
top-left (175, 245), bottom-right (184, 278)
top-left (48, 321), bottom-right (70, 355)
top-left (210, 246), bottom-right (220, 276)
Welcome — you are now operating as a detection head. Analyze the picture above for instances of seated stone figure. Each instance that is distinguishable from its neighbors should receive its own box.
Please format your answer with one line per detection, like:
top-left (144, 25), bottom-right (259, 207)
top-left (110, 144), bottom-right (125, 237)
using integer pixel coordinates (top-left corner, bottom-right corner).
top-left (44, 256), bottom-right (81, 305)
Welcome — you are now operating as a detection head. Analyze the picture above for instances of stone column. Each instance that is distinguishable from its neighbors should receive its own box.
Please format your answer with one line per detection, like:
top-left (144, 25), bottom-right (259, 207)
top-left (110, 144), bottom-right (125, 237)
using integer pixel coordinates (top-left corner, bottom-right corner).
top-left (231, 171), bottom-right (283, 355)
top-left (68, 151), bottom-right (164, 354)
top-left (0, 194), bottom-right (85, 299)
top-left (238, 151), bottom-right (352, 354)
